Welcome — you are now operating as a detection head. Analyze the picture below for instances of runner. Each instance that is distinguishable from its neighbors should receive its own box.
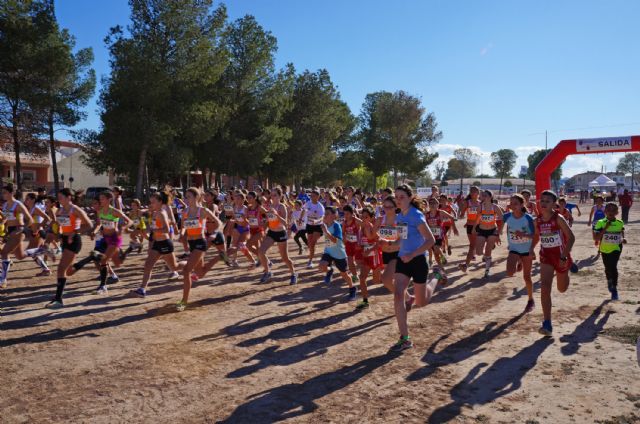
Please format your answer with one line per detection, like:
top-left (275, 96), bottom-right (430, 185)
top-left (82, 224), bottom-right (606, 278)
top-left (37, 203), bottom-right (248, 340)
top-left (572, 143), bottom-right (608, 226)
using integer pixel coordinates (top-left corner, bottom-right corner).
top-left (45, 188), bottom-right (93, 308)
top-left (257, 187), bottom-right (298, 285)
top-left (520, 189), bottom-right (539, 217)
top-left (175, 187), bottom-right (220, 311)
top-left (290, 200), bottom-right (308, 255)
top-left (392, 185), bottom-right (437, 351)
top-left (531, 190), bottom-right (575, 336)
top-left (123, 199), bottom-right (147, 255)
top-left (318, 206), bottom-right (356, 300)
top-left (228, 191), bottom-right (255, 268)
top-left (353, 206), bottom-right (383, 309)
top-left (439, 194), bottom-right (456, 256)
top-left (466, 189), bottom-right (504, 277)
top-left (458, 186), bottom-right (481, 271)
top-left (304, 189), bottom-right (325, 269)
top-left (502, 194), bottom-right (536, 313)
top-left (246, 191), bottom-right (265, 261)
top-left (556, 197), bottom-right (574, 226)
top-left (593, 202), bottom-right (626, 300)
top-left (93, 191), bottom-right (132, 294)
top-left (23, 192), bottom-right (52, 276)
top-left (133, 193), bottom-right (184, 297)
top-left (425, 197), bottom-right (458, 283)
top-left (340, 205), bottom-right (362, 283)
top-left (0, 184), bottom-right (35, 288)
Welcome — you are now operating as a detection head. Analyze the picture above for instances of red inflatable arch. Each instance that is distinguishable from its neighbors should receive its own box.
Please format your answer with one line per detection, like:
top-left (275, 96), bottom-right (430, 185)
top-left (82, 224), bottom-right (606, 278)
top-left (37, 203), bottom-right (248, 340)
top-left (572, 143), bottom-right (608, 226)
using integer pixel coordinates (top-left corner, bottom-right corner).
top-left (535, 135), bottom-right (640, 199)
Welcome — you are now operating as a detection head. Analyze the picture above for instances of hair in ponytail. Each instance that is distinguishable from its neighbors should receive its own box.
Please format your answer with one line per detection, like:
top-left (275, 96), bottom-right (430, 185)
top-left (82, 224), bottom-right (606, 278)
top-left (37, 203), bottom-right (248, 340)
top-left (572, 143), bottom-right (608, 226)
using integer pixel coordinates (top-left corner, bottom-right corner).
top-left (511, 193), bottom-right (527, 214)
top-left (395, 184), bottom-right (423, 211)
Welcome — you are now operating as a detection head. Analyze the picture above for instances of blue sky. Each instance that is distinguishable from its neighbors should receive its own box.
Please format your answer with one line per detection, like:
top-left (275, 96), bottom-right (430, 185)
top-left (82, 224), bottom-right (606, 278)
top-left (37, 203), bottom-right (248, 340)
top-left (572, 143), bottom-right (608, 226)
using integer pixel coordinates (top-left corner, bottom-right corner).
top-left (55, 0), bottom-right (640, 177)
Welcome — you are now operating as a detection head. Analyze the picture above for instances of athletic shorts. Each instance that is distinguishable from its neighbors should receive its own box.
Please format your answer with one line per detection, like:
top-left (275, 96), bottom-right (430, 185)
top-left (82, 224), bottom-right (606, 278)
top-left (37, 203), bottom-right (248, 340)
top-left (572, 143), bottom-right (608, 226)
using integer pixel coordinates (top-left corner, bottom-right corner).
top-left (235, 224), bottom-right (250, 234)
top-left (539, 249), bottom-right (572, 274)
top-left (94, 238), bottom-right (108, 254)
top-left (188, 238), bottom-right (208, 252)
top-left (466, 224), bottom-right (474, 235)
top-left (103, 232), bottom-right (123, 248)
top-left (434, 239), bottom-right (443, 247)
top-left (249, 227), bottom-right (264, 236)
top-left (320, 252), bottom-right (348, 273)
top-left (395, 255), bottom-right (429, 284)
top-left (61, 233), bottom-right (82, 254)
top-left (6, 226), bottom-right (24, 236)
top-left (152, 239), bottom-right (174, 255)
top-left (306, 224), bottom-right (323, 235)
top-left (267, 230), bottom-right (287, 243)
top-left (382, 250), bottom-right (399, 265)
top-left (475, 226), bottom-right (498, 238)
top-left (509, 250), bottom-right (529, 257)
top-left (363, 249), bottom-right (383, 270)
top-left (24, 228), bottom-right (46, 239)
top-left (345, 241), bottom-right (360, 258)
top-left (207, 231), bottom-right (225, 246)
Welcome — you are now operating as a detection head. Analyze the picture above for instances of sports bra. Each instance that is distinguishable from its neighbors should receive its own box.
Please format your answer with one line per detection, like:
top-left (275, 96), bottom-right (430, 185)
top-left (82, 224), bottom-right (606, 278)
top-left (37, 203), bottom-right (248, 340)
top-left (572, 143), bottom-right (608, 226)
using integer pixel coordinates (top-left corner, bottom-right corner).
top-left (267, 205), bottom-right (285, 231)
top-left (150, 211), bottom-right (169, 239)
top-left (57, 205), bottom-right (81, 234)
top-left (3, 200), bottom-right (22, 223)
top-left (99, 207), bottom-right (120, 232)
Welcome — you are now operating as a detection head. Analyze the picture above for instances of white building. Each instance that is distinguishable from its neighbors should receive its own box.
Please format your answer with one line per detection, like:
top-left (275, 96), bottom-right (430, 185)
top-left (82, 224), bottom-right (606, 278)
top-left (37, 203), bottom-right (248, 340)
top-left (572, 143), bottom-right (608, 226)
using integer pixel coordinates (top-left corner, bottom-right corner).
top-left (54, 150), bottom-right (112, 191)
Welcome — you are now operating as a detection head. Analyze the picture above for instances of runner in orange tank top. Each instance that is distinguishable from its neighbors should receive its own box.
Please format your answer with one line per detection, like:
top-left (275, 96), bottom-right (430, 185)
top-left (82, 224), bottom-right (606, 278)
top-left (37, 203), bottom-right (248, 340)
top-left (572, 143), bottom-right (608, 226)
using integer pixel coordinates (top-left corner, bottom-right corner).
top-left (458, 186), bottom-right (481, 271)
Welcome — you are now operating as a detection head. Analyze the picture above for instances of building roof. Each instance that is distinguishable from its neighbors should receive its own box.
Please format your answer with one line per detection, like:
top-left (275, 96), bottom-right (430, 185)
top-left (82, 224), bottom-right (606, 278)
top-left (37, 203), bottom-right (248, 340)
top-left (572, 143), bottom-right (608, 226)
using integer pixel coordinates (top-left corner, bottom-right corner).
top-left (441, 177), bottom-right (536, 186)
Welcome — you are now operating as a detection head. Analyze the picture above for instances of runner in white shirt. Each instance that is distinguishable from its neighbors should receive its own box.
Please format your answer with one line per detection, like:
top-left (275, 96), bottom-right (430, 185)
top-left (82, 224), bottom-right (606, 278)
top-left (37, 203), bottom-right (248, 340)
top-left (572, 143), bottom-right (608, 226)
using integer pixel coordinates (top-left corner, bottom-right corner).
top-left (304, 190), bottom-right (325, 268)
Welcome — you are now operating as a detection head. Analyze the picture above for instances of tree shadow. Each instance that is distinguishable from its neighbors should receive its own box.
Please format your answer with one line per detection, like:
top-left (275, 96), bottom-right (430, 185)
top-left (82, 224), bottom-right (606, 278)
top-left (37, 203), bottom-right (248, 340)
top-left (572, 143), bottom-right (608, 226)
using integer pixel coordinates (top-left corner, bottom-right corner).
top-left (407, 312), bottom-right (525, 381)
top-left (560, 300), bottom-right (612, 356)
top-left (218, 351), bottom-right (401, 423)
top-left (227, 317), bottom-right (391, 379)
top-left (427, 338), bottom-right (553, 423)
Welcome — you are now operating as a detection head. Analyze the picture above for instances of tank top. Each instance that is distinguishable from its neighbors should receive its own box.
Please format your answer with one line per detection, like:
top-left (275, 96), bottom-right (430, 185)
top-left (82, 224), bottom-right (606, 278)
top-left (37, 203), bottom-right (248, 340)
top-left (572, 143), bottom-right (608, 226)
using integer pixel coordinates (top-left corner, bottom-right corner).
top-left (426, 211), bottom-right (443, 239)
top-left (479, 205), bottom-right (497, 227)
top-left (3, 200), bottom-right (22, 222)
top-left (182, 206), bottom-right (206, 237)
top-left (30, 205), bottom-right (44, 224)
top-left (223, 203), bottom-right (234, 217)
top-left (440, 204), bottom-right (455, 225)
top-left (247, 207), bottom-right (261, 228)
top-left (343, 219), bottom-right (359, 244)
top-left (466, 200), bottom-right (480, 224)
top-left (537, 212), bottom-right (567, 253)
top-left (593, 205), bottom-right (606, 222)
top-left (360, 232), bottom-right (378, 257)
top-left (267, 205), bottom-right (285, 231)
top-left (57, 205), bottom-right (81, 234)
top-left (99, 207), bottom-right (120, 232)
top-left (234, 206), bottom-right (248, 227)
top-left (150, 211), bottom-right (168, 239)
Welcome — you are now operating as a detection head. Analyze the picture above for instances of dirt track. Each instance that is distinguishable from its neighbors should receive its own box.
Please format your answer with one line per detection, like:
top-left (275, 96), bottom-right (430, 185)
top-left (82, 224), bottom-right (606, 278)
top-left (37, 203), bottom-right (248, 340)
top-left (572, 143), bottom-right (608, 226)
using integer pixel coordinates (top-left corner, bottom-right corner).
top-left (1, 205), bottom-right (640, 423)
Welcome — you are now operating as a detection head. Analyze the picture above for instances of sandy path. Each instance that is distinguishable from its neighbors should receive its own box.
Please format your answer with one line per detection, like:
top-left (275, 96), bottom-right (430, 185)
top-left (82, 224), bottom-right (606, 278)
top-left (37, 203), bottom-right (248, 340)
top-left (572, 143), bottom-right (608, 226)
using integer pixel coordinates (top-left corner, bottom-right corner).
top-left (1, 205), bottom-right (639, 423)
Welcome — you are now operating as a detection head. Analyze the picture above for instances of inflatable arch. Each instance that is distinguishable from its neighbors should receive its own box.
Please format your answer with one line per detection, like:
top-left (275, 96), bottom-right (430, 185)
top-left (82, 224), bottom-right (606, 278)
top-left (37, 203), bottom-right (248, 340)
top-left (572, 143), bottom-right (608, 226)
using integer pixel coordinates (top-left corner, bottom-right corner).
top-left (535, 135), bottom-right (640, 199)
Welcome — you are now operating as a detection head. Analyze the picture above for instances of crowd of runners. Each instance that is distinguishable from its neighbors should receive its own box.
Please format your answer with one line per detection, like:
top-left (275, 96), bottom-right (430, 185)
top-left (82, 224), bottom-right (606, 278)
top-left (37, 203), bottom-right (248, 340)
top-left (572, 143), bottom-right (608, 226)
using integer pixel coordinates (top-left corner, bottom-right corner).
top-left (0, 182), bottom-right (629, 351)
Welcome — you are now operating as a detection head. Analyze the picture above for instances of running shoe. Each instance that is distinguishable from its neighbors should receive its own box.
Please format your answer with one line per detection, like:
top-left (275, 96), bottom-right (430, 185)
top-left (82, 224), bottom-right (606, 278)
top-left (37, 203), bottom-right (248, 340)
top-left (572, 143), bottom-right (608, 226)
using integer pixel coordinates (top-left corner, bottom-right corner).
top-left (538, 320), bottom-right (553, 336)
top-left (458, 263), bottom-right (468, 273)
top-left (569, 262), bottom-right (579, 273)
top-left (45, 299), bottom-right (64, 309)
top-left (306, 260), bottom-right (313, 269)
top-left (391, 336), bottom-right (413, 351)
top-left (231, 260), bottom-right (240, 268)
top-left (323, 268), bottom-right (334, 284)
top-left (611, 289), bottom-right (619, 301)
top-left (440, 255), bottom-right (448, 265)
top-left (175, 301), bottom-right (187, 312)
top-left (107, 275), bottom-right (119, 284)
top-left (95, 285), bottom-right (108, 295)
top-left (289, 273), bottom-right (298, 285)
top-left (524, 299), bottom-right (535, 313)
top-left (259, 272), bottom-right (272, 283)
top-left (36, 269), bottom-right (51, 277)
top-left (347, 287), bottom-right (357, 301)
top-left (484, 269), bottom-right (490, 278)
top-left (167, 271), bottom-right (180, 281)
top-left (355, 300), bottom-right (370, 310)
top-left (133, 287), bottom-right (147, 298)
top-left (254, 260), bottom-right (261, 268)
top-left (191, 273), bottom-right (199, 282)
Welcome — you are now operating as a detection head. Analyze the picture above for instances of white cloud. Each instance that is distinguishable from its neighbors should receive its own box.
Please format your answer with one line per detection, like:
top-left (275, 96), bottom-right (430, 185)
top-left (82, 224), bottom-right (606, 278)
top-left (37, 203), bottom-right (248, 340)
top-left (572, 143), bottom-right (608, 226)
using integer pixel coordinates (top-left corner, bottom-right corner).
top-left (428, 144), bottom-right (626, 179)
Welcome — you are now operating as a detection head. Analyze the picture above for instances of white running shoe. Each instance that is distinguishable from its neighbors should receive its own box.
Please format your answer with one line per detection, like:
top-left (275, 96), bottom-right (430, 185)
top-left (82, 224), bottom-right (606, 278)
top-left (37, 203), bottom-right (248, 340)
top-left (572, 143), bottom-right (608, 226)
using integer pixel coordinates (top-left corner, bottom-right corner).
top-left (168, 271), bottom-right (180, 280)
top-left (95, 285), bottom-right (108, 295)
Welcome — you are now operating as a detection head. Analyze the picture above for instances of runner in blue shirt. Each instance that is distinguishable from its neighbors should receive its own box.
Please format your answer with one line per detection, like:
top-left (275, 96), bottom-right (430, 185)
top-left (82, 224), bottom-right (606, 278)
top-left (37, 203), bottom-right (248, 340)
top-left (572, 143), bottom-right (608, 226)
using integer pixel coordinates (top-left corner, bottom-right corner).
top-left (391, 185), bottom-right (436, 352)
top-left (502, 194), bottom-right (536, 314)
top-left (319, 207), bottom-right (356, 300)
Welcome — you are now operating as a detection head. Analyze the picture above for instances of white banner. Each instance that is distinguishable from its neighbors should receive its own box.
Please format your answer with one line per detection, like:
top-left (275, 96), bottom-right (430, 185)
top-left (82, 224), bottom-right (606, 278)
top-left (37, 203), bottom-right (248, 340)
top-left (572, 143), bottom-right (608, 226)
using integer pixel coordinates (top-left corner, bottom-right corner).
top-left (576, 136), bottom-right (632, 153)
top-left (417, 187), bottom-right (430, 198)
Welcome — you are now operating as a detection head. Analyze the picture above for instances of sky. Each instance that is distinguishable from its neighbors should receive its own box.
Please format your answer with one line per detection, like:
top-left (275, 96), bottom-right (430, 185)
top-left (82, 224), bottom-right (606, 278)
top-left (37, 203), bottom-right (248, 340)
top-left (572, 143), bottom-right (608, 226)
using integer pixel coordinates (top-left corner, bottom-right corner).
top-left (55, 0), bottom-right (640, 178)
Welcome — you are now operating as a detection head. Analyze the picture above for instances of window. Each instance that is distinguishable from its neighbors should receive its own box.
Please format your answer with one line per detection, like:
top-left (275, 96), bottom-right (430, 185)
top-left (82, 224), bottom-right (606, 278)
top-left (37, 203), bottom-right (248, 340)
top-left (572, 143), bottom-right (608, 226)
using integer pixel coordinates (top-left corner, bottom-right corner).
top-left (22, 170), bottom-right (36, 183)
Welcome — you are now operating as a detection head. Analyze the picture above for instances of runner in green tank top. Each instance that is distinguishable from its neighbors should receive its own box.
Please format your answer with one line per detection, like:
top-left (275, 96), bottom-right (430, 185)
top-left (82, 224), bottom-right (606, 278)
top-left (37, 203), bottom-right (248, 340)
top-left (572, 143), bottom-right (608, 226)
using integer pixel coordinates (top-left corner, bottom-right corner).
top-left (593, 202), bottom-right (626, 300)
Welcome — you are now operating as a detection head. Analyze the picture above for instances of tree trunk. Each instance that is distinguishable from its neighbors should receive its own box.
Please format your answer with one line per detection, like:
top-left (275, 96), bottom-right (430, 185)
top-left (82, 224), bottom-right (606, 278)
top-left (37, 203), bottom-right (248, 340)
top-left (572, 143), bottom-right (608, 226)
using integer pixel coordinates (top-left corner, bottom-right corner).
top-left (393, 169), bottom-right (398, 188)
top-left (136, 144), bottom-right (148, 199)
top-left (11, 105), bottom-right (23, 195)
top-left (48, 111), bottom-right (60, 194)
top-left (372, 173), bottom-right (377, 192)
top-left (499, 174), bottom-right (504, 195)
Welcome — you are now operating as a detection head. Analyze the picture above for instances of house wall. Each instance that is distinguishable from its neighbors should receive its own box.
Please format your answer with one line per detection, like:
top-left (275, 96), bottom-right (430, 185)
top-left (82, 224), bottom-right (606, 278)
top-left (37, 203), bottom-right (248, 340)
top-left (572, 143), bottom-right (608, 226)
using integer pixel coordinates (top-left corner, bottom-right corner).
top-left (55, 152), bottom-right (111, 191)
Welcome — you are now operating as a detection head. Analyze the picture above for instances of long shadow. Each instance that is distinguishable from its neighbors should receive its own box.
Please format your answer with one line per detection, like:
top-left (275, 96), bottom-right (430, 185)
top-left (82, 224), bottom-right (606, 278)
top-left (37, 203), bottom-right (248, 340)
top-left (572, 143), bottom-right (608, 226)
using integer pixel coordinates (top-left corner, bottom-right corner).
top-left (507, 281), bottom-right (541, 301)
top-left (237, 309), bottom-right (360, 348)
top-left (575, 254), bottom-right (600, 269)
top-left (428, 338), bottom-right (553, 423)
top-left (430, 275), bottom-right (494, 305)
top-left (218, 351), bottom-right (401, 423)
top-left (0, 289), bottom-right (264, 348)
top-left (560, 300), bottom-right (612, 356)
top-left (228, 317), bottom-right (391, 379)
top-left (407, 312), bottom-right (526, 381)
top-left (249, 282), bottom-right (347, 308)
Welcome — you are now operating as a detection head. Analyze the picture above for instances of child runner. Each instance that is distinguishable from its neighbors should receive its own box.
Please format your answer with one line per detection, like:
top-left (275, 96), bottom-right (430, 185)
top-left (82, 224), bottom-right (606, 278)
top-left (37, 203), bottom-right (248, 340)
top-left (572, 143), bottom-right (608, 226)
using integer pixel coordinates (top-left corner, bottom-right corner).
top-left (355, 206), bottom-right (383, 309)
top-left (319, 206), bottom-right (356, 300)
top-left (467, 190), bottom-right (503, 277)
top-left (458, 186), bottom-right (481, 271)
top-left (341, 205), bottom-right (362, 283)
top-left (531, 190), bottom-right (575, 336)
top-left (439, 194), bottom-right (457, 256)
top-left (426, 197), bottom-right (458, 284)
top-left (593, 202), bottom-right (626, 300)
top-left (502, 194), bottom-right (536, 313)
top-left (588, 195), bottom-right (606, 258)
top-left (304, 190), bottom-right (325, 268)
top-left (392, 185), bottom-right (437, 351)
top-left (378, 195), bottom-right (400, 295)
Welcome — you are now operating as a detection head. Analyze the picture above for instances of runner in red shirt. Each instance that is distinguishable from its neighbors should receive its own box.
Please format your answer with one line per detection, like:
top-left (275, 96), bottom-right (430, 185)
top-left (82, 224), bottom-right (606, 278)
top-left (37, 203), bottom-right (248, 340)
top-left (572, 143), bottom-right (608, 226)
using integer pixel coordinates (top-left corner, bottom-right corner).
top-left (532, 190), bottom-right (575, 337)
top-left (341, 205), bottom-right (361, 280)
top-left (438, 194), bottom-right (457, 257)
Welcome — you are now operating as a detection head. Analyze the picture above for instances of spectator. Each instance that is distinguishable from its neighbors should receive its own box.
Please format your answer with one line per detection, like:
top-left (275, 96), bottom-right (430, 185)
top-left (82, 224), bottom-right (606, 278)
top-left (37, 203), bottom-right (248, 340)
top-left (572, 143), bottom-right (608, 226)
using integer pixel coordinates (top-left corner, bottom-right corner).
top-left (618, 189), bottom-right (633, 223)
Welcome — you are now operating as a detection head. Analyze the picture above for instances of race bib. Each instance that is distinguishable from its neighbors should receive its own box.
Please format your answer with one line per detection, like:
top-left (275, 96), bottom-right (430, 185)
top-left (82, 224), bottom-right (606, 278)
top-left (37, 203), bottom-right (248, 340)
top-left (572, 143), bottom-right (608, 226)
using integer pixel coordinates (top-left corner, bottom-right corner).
top-left (397, 224), bottom-right (408, 240)
top-left (133, 219), bottom-right (140, 226)
top-left (345, 234), bottom-right (358, 243)
top-left (508, 231), bottom-right (528, 244)
top-left (430, 226), bottom-right (441, 237)
top-left (267, 213), bottom-right (276, 221)
top-left (248, 217), bottom-right (259, 227)
top-left (468, 207), bottom-right (478, 215)
top-left (102, 221), bottom-right (116, 230)
top-left (481, 214), bottom-right (494, 223)
top-left (184, 218), bottom-right (200, 229)
top-left (57, 216), bottom-right (71, 227)
top-left (540, 232), bottom-right (562, 248)
top-left (378, 226), bottom-right (399, 241)
top-left (223, 205), bottom-right (233, 213)
top-left (603, 232), bottom-right (622, 244)
top-left (362, 243), bottom-right (375, 256)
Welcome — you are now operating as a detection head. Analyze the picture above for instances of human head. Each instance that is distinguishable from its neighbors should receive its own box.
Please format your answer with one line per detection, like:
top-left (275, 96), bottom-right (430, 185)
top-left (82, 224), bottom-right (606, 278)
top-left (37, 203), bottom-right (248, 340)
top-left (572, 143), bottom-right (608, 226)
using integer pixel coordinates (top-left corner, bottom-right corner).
top-left (605, 202), bottom-right (618, 219)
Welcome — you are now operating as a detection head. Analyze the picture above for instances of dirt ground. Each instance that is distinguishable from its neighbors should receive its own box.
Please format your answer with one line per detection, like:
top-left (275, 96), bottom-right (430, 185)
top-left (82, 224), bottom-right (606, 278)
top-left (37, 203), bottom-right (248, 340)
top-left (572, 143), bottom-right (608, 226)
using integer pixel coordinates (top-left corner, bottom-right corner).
top-left (1, 203), bottom-right (640, 424)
